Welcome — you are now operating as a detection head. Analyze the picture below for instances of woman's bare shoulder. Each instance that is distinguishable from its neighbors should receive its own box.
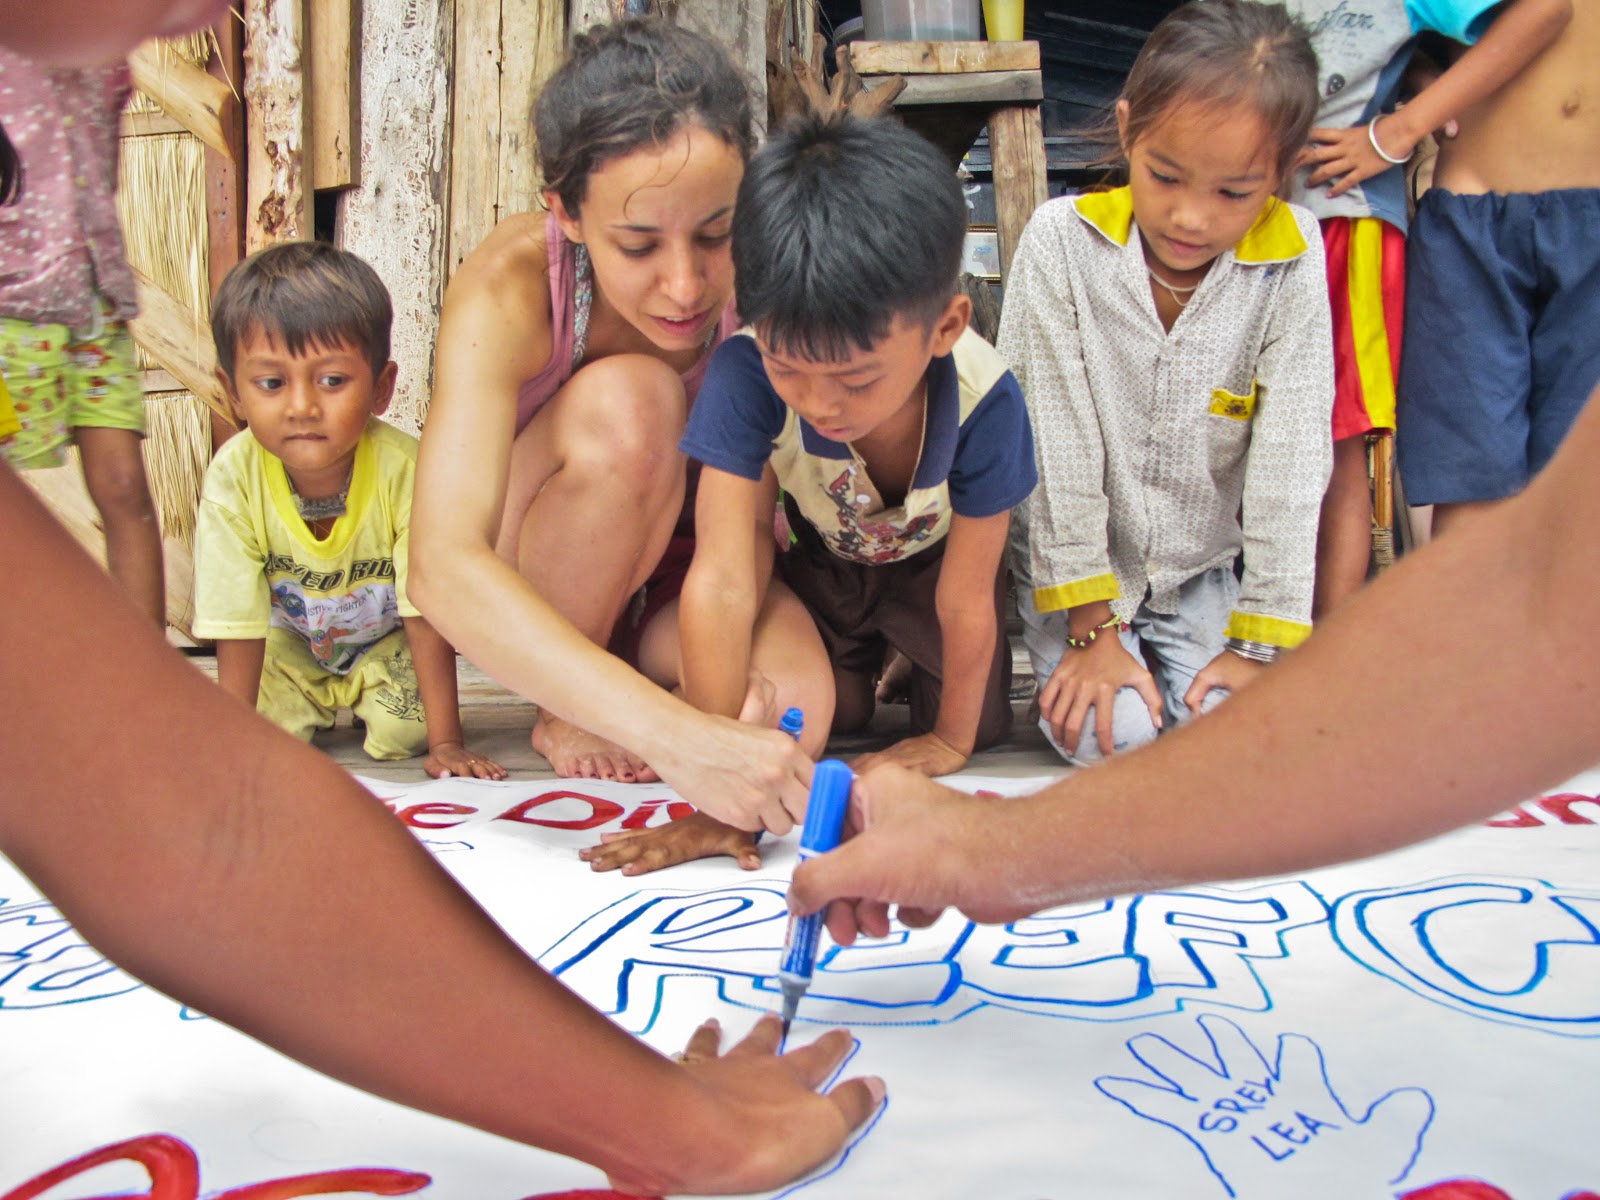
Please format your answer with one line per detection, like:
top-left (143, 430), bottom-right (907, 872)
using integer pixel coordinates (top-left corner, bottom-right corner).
top-left (439, 212), bottom-right (554, 372)
top-left (446, 212), bottom-right (552, 316)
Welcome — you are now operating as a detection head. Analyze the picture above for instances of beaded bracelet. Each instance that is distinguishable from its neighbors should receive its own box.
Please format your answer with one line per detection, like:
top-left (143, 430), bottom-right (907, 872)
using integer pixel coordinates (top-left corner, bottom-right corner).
top-left (1225, 637), bottom-right (1281, 665)
top-left (1367, 117), bottom-right (1413, 166)
top-left (1065, 615), bottom-right (1130, 651)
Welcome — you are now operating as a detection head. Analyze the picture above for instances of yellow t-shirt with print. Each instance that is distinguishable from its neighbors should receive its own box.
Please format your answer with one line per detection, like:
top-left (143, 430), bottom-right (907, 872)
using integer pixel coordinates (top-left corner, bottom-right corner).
top-left (193, 418), bottom-right (421, 675)
top-left (0, 372), bottom-right (20, 441)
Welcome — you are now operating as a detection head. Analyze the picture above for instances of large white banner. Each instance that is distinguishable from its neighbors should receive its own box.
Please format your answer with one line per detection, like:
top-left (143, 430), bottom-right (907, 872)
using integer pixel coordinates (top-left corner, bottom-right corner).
top-left (3, 770), bottom-right (1598, 1199)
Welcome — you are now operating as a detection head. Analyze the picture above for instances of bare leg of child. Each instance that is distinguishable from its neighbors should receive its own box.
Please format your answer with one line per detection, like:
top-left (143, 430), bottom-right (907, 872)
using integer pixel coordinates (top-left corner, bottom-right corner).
top-left (499, 357), bottom-right (687, 782)
top-left (75, 425), bottom-right (164, 626)
top-left (831, 667), bottom-right (876, 737)
top-left (1313, 434), bottom-right (1374, 618)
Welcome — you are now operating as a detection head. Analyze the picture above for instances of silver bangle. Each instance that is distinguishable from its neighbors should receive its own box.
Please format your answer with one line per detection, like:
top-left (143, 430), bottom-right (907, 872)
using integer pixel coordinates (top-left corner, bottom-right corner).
top-left (1226, 637), bottom-right (1280, 665)
top-left (1367, 117), bottom-right (1413, 166)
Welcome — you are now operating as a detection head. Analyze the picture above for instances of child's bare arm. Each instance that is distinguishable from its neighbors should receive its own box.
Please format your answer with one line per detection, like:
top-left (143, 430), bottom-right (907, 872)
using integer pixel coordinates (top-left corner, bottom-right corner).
top-left (1304, 0), bottom-right (1571, 195)
top-left (584, 466), bottom-right (776, 877)
top-left (679, 464), bottom-right (779, 719)
top-left (215, 638), bottom-right (265, 709)
top-left (403, 615), bottom-right (505, 780)
top-left (853, 511), bottom-right (1009, 778)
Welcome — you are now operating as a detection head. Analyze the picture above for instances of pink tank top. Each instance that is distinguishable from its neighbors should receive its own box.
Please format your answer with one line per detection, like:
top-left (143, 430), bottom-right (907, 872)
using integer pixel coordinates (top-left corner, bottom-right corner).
top-left (514, 212), bottom-right (742, 433)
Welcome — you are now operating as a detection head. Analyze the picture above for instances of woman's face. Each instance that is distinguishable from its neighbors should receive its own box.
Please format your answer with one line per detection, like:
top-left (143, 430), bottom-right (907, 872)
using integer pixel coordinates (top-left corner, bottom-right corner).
top-left (0, 0), bottom-right (230, 65)
top-left (551, 123), bottom-right (745, 354)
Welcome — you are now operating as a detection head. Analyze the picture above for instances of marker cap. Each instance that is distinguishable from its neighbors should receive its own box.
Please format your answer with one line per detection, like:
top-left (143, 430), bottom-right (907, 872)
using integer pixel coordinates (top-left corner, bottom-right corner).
top-left (780, 707), bottom-right (805, 739)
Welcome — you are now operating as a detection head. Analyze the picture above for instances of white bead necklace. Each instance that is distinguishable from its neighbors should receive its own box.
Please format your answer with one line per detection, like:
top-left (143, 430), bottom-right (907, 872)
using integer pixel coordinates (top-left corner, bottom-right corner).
top-left (1147, 264), bottom-right (1201, 308)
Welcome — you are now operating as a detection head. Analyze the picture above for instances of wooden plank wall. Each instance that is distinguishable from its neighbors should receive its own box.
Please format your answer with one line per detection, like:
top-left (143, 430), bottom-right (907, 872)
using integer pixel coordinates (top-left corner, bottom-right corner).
top-left (447, 0), bottom-right (565, 277)
top-left (569, 0), bottom-right (771, 131)
top-left (310, 0), bottom-right (360, 189)
top-left (333, 2), bottom-right (455, 434)
top-left (243, 0), bottom-right (314, 248)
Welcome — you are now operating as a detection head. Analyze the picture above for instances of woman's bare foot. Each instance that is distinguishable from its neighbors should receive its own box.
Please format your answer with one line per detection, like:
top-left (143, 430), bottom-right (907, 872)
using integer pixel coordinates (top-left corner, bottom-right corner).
top-left (530, 711), bottom-right (660, 783)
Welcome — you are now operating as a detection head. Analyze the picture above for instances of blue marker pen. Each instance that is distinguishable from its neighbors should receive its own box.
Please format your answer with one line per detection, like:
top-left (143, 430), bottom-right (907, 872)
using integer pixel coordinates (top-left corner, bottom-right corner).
top-left (777, 758), bottom-right (853, 1041)
top-left (756, 708), bottom-right (806, 848)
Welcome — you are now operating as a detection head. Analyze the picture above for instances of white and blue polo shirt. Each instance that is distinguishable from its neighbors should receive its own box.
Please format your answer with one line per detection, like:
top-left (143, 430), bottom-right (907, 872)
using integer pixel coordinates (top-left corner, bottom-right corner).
top-left (683, 327), bottom-right (1036, 566)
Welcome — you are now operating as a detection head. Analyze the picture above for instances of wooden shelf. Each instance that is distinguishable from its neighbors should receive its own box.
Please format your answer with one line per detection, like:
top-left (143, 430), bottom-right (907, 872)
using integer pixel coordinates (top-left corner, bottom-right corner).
top-left (845, 40), bottom-right (1048, 281)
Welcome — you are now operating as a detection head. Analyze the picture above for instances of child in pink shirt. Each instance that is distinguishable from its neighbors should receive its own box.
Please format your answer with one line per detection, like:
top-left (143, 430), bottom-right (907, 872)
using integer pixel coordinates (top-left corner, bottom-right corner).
top-left (0, 49), bottom-right (164, 624)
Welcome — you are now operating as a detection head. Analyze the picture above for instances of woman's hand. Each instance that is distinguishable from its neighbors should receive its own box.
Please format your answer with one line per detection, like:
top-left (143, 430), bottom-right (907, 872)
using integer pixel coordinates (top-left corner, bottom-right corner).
top-left (649, 713), bottom-right (815, 836)
top-left (607, 1014), bottom-right (884, 1196)
top-left (1040, 634), bottom-right (1163, 758)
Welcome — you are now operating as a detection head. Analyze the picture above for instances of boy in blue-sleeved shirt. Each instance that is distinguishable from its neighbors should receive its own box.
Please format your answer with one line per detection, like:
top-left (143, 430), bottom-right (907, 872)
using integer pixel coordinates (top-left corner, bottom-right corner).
top-left (581, 116), bottom-right (1035, 877)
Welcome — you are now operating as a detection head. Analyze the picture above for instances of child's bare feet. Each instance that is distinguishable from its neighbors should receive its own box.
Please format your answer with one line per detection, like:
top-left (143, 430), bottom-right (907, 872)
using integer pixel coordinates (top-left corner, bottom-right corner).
top-left (581, 812), bottom-right (761, 875)
top-left (530, 712), bottom-right (659, 783)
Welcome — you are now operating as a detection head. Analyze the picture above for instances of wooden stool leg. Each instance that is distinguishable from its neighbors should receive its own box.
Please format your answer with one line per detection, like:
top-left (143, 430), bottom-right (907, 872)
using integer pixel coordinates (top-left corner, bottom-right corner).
top-left (1370, 431), bottom-right (1396, 571)
top-left (988, 103), bottom-right (1047, 282)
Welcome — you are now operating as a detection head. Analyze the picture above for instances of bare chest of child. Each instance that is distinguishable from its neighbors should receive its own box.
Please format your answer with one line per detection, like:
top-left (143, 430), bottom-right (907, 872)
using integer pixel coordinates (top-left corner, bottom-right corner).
top-left (849, 389), bottom-right (927, 508)
top-left (1437, 7), bottom-right (1600, 195)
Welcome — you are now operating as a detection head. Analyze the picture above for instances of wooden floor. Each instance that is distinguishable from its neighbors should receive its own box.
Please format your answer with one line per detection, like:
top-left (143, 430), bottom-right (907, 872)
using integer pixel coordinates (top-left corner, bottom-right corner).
top-left (189, 652), bottom-right (1067, 785)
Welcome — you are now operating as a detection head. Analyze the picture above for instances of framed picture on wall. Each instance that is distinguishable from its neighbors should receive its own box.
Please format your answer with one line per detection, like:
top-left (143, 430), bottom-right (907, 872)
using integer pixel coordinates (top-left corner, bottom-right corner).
top-left (962, 225), bottom-right (1001, 282)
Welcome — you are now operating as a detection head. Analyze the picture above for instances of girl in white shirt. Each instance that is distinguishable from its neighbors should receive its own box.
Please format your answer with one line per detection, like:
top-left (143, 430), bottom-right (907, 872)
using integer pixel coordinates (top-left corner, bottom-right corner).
top-left (1002, 0), bottom-right (1335, 766)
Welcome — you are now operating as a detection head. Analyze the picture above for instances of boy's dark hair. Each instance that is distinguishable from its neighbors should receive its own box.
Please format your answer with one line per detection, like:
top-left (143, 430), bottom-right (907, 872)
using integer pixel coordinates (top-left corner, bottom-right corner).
top-left (0, 123), bottom-right (20, 206)
top-left (734, 115), bottom-right (966, 363)
top-left (211, 241), bottom-right (392, 382)
top-left (1097, 0), bottom-right (1318, 192)
top-left (536, 18), bottom-right (756, 218)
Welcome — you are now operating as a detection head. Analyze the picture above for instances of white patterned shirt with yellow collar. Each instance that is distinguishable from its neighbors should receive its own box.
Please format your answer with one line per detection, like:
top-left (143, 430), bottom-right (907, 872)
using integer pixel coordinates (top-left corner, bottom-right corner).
top-left (1002, 187), bottom-right (1334, 650)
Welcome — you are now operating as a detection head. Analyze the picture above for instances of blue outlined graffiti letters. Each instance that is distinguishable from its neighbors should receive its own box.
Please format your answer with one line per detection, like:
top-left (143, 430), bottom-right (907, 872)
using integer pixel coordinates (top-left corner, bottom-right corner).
top-left (542, 881), bottom-right (1326, 1033)
top-left (1096, 1014), bottom-right (1435, 1198)
top-left (1332, 875), bottom-right (1600, 1036)
top-left (0, 896), bottom-right (142, 1009)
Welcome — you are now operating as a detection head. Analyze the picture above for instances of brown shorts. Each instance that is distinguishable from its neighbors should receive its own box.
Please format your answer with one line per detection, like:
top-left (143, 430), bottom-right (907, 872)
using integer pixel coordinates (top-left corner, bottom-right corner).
top-left (777, 497), bottom-right (1012, 750)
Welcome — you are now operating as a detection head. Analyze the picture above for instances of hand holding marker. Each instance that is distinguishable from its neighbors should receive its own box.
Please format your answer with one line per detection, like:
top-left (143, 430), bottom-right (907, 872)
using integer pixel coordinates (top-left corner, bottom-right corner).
top-left (755, 708), bottom-right (806, 848)
top-left (778, 758), bottom-right (854, 1044)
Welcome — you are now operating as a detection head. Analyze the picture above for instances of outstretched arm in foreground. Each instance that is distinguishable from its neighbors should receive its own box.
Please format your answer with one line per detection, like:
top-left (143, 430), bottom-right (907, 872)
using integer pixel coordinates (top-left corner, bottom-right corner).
top-left (0, 465), bottom-right (879, 1195)
top-left (793, 390), bottom-right (1600, 939)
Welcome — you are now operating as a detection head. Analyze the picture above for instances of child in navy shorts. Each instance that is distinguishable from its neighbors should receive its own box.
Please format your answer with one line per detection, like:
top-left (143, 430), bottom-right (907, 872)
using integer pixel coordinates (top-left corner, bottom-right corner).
top-left (1288, 0), bottom-right (1565, 613)
top-left (1394, 1), bottom-right (1597, 537)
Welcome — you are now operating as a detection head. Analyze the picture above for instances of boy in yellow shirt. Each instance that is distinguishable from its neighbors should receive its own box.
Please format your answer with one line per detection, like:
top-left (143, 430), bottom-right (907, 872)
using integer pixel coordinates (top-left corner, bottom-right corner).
top-left (194, 242), bottom-right (503, 779)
